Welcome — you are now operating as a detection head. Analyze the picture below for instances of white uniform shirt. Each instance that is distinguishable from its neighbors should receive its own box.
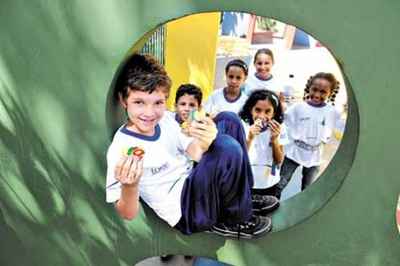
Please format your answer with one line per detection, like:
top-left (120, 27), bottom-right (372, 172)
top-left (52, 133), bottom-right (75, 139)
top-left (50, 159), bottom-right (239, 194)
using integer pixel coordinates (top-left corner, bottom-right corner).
top-left (203, 88), bottom-right (248, 114)
top-left (106, 113), bottom-right (193, 226)
top-left (244, 74), bottom-right (283, 96)
top-left (284, 102), bottom-right (342, 167)
top-left (242, 120), bottom-right (289, 189)
top-left (165, 110), bottom-right (180, 123)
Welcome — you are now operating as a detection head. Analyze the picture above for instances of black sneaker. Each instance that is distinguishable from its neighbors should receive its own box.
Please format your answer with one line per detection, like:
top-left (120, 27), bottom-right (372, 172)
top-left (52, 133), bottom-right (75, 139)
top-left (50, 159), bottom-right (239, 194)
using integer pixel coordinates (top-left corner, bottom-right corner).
top-left (252, 194), bottom-right (280, 215)
top-left (209, 215), bottom-right (272, 239)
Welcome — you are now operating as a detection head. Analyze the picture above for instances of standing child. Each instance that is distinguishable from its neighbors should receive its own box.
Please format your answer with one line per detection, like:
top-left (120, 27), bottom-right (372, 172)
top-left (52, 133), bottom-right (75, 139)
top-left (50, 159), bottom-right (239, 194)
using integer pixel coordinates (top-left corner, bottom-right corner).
top-left (275, 72), bottom-right (341, 198)
top-left (239, 90), bottom-right (288, 214)
top-left (204, 59), bottom-right (248, 115)
top-left (106, 53), bottom-right (273, 239)
top-left (244, 48), bottom-right (284, 100)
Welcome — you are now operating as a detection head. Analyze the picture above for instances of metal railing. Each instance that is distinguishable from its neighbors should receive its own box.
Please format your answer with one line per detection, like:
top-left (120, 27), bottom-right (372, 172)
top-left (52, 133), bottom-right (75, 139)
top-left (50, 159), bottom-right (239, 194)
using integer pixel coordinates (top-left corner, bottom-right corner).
top-left (140, 26), bottom-right (165, 65)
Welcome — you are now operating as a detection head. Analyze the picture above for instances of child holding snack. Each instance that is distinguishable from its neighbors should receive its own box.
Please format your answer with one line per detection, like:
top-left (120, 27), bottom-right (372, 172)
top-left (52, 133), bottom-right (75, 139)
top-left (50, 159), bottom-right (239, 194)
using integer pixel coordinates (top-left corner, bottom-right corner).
top-left (239, 89), bottom-right (288, 214)
top-left (106, 53), bottom-right (272, 239)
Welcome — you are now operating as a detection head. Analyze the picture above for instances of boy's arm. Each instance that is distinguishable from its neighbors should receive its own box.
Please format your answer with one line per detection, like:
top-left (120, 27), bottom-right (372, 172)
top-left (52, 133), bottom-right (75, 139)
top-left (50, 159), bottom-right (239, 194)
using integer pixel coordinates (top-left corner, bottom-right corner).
top-left (115, 185), bottom-right (140, 220)
top-left (113, 155), bottom-right (143, 220)
top-left (185, 117), bottom-right (218, 161)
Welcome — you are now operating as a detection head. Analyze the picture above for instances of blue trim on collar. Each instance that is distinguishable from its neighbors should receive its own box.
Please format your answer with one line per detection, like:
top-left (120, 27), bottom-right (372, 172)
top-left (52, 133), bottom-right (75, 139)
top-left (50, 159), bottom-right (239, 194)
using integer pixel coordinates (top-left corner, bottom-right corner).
top-left (223, 87), bottom-right (242, 103)
top-left (175, 113), bottom-right (184, 124)
top-left (307, 101), bottom-right (327, 108)
top-left (120, 124), bottom-right (161, 141)
top-left (255, 73), bottom-right (273, 81)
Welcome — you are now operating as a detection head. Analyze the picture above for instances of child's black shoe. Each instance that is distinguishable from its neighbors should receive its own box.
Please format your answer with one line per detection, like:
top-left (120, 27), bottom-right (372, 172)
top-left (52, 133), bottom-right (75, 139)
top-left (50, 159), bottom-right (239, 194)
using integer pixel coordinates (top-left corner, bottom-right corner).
top-left (208, 215), bottom-right (272, 239)
top-left (252, 194), bottom-right (280, 215)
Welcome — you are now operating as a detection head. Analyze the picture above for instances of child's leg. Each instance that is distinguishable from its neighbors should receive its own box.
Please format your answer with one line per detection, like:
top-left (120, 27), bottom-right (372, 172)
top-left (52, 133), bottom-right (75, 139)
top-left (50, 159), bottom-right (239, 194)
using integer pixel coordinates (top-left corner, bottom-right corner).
top-left (252, 185), bottom-right (278, 196)
top-left (301, 166), bottom-right (320, 190)
top-left (175, 134), bottom-right (253, 235)
top-left (275, 157), bottom-right (299, 198)
top-left (213, 111), bottom-right (253, 188)
top-left (213, 111), bottom-right (247, 150)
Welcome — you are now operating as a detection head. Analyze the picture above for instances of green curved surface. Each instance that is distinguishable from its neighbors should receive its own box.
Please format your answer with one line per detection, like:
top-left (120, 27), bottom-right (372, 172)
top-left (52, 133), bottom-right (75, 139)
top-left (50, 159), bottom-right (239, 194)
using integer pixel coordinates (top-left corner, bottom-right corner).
top-left (0, 1), bottom-right (399, 265)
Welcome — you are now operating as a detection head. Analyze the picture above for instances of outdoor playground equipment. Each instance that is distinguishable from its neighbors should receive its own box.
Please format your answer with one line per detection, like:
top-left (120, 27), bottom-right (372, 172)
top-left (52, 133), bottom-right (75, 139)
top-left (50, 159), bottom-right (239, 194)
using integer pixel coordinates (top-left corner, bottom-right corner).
top-left (0, 1), bottom-right (399, 265)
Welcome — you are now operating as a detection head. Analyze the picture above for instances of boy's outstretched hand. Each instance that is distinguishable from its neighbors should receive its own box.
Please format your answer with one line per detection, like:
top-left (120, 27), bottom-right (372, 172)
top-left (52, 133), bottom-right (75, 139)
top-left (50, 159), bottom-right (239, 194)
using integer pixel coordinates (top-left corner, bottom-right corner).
top-left (187, 116), bottom-right (218, 154)
top-left (114, 155), bottom-right (144, 187)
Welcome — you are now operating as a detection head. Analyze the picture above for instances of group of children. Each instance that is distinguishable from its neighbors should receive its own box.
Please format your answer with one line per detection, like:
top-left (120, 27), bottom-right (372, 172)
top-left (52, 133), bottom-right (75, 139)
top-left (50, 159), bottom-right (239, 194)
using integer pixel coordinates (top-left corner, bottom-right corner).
top-left (105, 48), bottom-right (343, 240)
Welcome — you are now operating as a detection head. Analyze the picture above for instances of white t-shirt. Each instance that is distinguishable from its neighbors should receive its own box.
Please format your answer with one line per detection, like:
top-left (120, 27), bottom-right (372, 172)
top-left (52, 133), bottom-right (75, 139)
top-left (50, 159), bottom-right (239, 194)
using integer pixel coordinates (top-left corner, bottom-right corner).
top-left (106, 113), bottom-right (193, 226)
top-left (242, 120), bottom-right (289, 189)
top-left (165, 110), bottom-right (180, 124)
top-left (284, 102), bottom-right (343, 167)
top-left (244, 74), bottom-right (283, 96)
top-left (203, 88), bottom-right (248, 114)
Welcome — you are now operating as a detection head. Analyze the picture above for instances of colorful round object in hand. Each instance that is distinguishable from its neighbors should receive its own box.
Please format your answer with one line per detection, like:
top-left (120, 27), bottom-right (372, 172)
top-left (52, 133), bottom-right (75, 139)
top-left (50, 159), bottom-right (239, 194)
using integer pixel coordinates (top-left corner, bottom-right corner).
top-left (126, 146), bottom-right (145, 158)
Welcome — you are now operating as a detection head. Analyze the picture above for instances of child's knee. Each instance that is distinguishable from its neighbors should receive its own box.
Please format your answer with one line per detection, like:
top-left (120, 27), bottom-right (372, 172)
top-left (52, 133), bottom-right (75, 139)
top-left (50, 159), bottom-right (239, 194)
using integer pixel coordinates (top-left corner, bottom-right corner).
top-left (214, 111), bottom-right (241, 126)
top-left (212, 134), bottom-right (243, 159)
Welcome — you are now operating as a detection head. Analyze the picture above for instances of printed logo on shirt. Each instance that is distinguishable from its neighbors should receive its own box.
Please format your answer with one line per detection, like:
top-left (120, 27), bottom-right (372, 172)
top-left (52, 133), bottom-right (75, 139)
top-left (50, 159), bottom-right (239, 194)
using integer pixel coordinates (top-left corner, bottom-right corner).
top-left (151, 162), bottom-right (170, 175)
top-left (299, 117), bottom-right (311, 122)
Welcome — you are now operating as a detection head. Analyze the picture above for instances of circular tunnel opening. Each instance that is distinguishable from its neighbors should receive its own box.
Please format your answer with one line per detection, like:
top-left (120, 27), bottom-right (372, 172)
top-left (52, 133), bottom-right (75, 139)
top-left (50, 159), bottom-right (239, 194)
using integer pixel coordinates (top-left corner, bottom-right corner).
top-left (106, 11), bottom-right (359, 234)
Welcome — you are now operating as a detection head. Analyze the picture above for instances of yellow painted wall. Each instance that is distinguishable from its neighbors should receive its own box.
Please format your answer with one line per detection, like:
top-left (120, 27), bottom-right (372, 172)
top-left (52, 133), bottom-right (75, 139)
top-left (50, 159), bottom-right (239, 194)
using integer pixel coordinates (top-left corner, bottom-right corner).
top-left (165, 12), bottom-right (220, 108)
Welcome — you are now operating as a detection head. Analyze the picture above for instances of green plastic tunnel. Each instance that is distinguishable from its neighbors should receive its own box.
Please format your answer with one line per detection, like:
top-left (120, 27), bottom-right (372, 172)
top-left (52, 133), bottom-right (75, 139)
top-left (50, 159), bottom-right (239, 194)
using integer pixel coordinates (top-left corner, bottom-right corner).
top-left (0, 1), bottom-right (399, 265)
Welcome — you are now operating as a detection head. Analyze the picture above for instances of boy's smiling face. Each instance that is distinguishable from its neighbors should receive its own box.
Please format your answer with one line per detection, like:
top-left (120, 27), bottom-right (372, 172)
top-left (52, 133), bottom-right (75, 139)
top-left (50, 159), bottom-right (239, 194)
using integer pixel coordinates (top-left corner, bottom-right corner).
top-left (175, 94), bottom-right (200, 122)
top-left (120, 88), bottom-right (167, 136)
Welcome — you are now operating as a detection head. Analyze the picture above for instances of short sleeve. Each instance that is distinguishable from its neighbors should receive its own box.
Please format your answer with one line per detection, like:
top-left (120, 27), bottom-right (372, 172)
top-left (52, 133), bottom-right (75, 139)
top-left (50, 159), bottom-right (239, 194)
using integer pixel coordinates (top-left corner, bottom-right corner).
top-left (105, 141), bottom-right (122, 203)
top-left (334, 108), bottom-right (345, 133)
top-left (273, 79), bottom-right (285, 93)
top-left (162, 112), bottom-right (193, 153)
top-left (177, 130), bottom-right (193, 153)
top-left (203, 94), bottom-right (214, 114)
top-left (279, 123), bottom-right (290, 146)
top-left (283, 104), bottom-right (297, 130)
top-left (241, 120), bottom-right (250, 137)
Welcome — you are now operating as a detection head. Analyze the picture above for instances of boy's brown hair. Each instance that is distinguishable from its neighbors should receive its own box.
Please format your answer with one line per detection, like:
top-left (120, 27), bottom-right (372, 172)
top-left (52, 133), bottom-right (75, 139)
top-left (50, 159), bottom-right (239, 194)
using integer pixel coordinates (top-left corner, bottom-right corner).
top-left (117, 53), bottom-right (172, 99)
